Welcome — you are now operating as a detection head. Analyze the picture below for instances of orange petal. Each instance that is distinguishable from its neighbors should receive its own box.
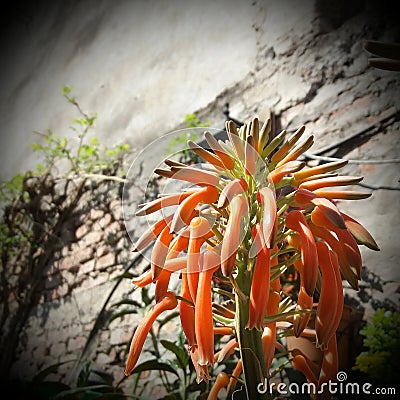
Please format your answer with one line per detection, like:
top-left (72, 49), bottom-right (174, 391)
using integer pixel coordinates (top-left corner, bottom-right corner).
top-left (268, 160), bottom-right (305, 186)
top-left (205, 131), bottom-right (235, 170)
top-left (170, 185), bottom-right (219, 233)
top-left (247, 224), bottom-right (270, 331)
top-left (180, 272), bottom-right (196, 349)
top-left (136, 190), bottom-right (197, 216)
top-left (285, 210), bottom-right (318, 296)
top-left (132, 213), bottom-right (174, 252)
top-left (195, 249), bottom-right (220, 367)
top-left (341, 212), bottom-right (379, 251)
top-left (170, 165), bottom-right (220, 187)
top-left (271, 126), bottom-right (305, 165)
top-left (125, 292), bottom-right (177, 375)
top-left (218, 178), bottom-right (248, 208)
top-left (221, 194), bottom-right (249, 276)
top-left (276, 135), bottom-right (314, 168)
top-left (151, 225), bottom-right (174, 279)
top-left (207, 372), bottom-right (230, 400)
top-left (315, 242), bottom-right (339, 350)
top-left (293, 159), bottom-right (348, 184)
top-left (299, 175), bottom-right (363, 191)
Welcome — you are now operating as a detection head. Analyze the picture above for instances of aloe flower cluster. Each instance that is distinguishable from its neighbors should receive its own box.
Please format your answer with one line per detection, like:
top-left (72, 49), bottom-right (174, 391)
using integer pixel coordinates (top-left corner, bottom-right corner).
top-left (125, 117), bottom-right (378, 399)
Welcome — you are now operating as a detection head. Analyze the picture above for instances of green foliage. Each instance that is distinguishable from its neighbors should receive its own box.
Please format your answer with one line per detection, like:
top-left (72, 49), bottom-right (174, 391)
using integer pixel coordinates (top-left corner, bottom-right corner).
top-left (353, 308), bottom-right (400, 383)
top-left (0, 86), bottom-right (130, 385)
top-left (166, 113), bottom-right (209, 164)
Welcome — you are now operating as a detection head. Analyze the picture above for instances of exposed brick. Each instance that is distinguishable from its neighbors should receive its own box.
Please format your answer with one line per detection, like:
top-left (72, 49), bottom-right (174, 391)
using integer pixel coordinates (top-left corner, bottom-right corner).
top-left (90, 209), bottom-right (105, 220)
top-left (96, 253), bottom-right (115, 270)
top-left (98, 213), bottom-right (112, 229)
top-left (84, 230), bottom-right (103, 245)
top-left (96, 245), bottom-right (110, 257)
top-left (96, 352), bottom-right (111, 365)
top-left (67, 336), bottom-right (87, 353)
top-left (78, 259), bottom-right (95, 275)
top-left (75, 224), bottom-right (89, 240)
top-left (50, 342), bottom-right (67, 358)
top-left (110, 327), bottom-right (132, 345)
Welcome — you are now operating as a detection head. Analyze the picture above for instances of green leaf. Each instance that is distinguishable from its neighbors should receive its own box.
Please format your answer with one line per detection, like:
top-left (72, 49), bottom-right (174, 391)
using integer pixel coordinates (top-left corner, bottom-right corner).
top-left (160, 340), bottom-right (188, 371)
top-left (52, 385), bottom-right (111, 399)
top-left (33, 360), bottom-right (76, 383)
top-left (108, 310), bottom-right (138, 324)
top-left (111, 299), bottom-right (143, 308)
top-left (130, 359), bottom-right (179, 377)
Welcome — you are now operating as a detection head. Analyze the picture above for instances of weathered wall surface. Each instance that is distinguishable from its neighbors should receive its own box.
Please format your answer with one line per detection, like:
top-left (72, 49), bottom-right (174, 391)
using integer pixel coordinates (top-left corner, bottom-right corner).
top-left (1, 0), bottom-right (400, 397)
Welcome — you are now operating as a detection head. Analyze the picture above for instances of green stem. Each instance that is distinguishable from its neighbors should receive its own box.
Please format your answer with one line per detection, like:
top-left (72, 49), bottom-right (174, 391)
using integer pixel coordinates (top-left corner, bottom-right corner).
top-left (235, 271), bottom-right (271, 400)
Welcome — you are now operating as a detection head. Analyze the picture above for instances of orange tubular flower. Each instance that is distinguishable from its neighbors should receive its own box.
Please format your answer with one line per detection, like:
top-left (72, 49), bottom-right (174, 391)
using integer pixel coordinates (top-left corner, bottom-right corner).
top-left (169, 165), bottom-right (220, 187)
top-left (285, 210), bottom-right (318, 296)
top-left (309, 221), bottom-right (359, 290)
top-left (262, 275), bottom-right (280, 373)
top-left (187, 216), bottom-right (212, 301)
top-left (268, 160), bottom-right (305, 186)
top-left (341, 212), bottom-right (379, 251)
top-left (170, 185), bottom-right (219, 233)
top-left (204, 131), bottom-right (236, 170)
top-left (299, 175), bottom-right (363, 191)
top-left (315, 242), bottom-right (343, 350)
top-left (179, 272), bottom-right (196, 351)
top-left (135, 190), bottom-right (197, 216)
top-left (188, 140), bottom-right (226, 169)
top-left (131, 213), bottom-right (174, 252)
top-left (214, 338), bottom-right (238, 363)
top-left (247, 224), bottom-right (270, 330)
top-left (227, 359), bottom-right (243, 395)
top-left (151, 224), bottom-right (174, 279)
top-left (125, 292), bottom-right (178, 376)
top-left (207, 371), bottom-right (230, 400)
top-left (195, 249), bottom-right (220, 368)
top-left (218, 177), bottom-right (248, 208)
top-left (270, 126), bottom-right (306, 166)
top-left (221, 194), bottom-right (249, 276)
top-left (294, 188), bottom-right (346, 230)
top-left (292, 159), bottom-right (348, 184)
top-left (292, 354), bottom-right (318, 386)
